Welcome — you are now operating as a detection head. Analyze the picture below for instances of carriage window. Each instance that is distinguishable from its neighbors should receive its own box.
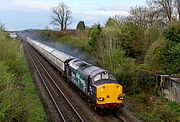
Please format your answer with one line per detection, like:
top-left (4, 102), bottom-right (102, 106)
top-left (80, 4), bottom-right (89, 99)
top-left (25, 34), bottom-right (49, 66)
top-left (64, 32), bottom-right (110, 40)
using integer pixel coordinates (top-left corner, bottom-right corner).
top-left (109, 74), bottom-right (116, 80)
top-left (94, 74), bottom-right (101, 82)
top-left (102, 72), bottom-right (108, 79)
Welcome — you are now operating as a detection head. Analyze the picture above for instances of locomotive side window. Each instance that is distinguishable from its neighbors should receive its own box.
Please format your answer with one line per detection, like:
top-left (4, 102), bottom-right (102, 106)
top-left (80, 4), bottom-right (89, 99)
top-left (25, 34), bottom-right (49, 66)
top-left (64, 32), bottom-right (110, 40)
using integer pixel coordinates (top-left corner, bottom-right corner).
top-left (109, 74), bottom-right (116, 80)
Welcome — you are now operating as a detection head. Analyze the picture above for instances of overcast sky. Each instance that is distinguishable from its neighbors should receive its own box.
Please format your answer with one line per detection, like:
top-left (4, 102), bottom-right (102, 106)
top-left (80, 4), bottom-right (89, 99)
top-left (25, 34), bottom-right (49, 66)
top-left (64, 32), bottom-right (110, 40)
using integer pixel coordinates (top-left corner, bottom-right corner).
top-left (0, 0), bottom-right (146, 31)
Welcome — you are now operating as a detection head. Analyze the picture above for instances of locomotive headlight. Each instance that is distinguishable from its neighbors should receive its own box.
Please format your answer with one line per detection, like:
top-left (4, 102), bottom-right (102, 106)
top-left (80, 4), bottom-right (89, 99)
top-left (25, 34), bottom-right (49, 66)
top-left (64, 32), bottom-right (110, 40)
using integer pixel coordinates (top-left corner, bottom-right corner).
top-left (98, 97), bottom-right (105, 101)
top-left (118, 96), bottom-right (123, 100)
top-left (118, 94), bottom-right (125, 100)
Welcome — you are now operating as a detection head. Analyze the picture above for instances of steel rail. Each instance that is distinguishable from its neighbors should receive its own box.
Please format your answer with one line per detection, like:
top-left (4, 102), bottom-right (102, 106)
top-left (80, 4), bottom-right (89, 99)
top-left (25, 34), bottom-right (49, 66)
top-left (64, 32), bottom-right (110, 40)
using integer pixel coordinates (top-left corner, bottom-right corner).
top-left (24, 41), bottom-right (84, 122)
top-left (24, 43), bottom-right (66, 122)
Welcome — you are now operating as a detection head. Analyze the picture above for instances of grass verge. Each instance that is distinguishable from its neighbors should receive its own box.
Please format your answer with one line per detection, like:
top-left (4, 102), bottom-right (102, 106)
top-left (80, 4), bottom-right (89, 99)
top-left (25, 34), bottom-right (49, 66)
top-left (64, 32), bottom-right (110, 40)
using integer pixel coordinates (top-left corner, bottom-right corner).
top-left (0, 30), bottom-right (46, 122)
top-left (126, 93), bottom-right (180, 121)
top-left (22, 58), bottom-right (46, 122)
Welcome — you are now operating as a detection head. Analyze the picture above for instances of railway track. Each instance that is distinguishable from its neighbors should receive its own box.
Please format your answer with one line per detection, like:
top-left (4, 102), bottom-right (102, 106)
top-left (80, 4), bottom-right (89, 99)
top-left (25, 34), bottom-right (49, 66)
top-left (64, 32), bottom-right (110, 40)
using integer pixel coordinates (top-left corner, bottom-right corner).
top-left (23, 39), bottom-right (128, 122)
top-left (24, 41), bottom-right (84, 122)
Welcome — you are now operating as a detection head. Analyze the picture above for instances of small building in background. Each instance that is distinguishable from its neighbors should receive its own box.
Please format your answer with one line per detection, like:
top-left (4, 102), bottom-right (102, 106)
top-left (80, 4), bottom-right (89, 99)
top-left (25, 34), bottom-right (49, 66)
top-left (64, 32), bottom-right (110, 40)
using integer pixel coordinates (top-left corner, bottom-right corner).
top-left (156, 74), bottom-right (180, 103)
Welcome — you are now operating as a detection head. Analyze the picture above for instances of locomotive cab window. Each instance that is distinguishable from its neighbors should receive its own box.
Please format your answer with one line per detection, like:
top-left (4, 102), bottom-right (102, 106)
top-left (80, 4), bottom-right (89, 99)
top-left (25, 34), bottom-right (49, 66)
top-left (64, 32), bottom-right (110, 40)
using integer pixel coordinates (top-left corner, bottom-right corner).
top-left (94, 74), bottom-right (101, 82)
top-left (102, 72), bottom-right (108, 79)
top-left (93, 72), bottom-right (116, 83)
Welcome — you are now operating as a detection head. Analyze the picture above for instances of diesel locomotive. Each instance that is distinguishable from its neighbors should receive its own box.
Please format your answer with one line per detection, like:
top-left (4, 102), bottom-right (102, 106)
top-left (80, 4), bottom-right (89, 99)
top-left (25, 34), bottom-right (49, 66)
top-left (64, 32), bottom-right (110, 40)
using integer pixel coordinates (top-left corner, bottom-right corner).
top-left (27, 37), bottom-right (124, 110)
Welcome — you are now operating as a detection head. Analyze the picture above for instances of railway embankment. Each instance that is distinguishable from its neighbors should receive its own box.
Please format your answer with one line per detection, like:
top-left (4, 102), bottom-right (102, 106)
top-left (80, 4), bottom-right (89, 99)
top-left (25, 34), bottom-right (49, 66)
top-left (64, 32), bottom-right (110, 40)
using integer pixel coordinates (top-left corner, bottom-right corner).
top-left (0, 30), bottom-right (46, 122)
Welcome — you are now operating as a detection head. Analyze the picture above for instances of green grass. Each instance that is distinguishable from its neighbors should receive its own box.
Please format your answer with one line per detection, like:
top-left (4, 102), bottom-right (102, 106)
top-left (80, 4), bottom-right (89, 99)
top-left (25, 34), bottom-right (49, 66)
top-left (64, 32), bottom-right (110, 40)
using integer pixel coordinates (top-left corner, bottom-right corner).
top-left (126, 93), bottom-right (180, 122)
top-left (21, 59), bottom-right (46, 122)
top-left (0, 30), bottom-right (46, 122)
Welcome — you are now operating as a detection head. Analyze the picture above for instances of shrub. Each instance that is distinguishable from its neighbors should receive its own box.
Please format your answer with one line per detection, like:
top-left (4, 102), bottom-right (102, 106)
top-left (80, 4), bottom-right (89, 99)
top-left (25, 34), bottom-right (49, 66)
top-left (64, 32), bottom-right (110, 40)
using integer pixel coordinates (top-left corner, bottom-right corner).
top-left (144, 22), bottom-right (180, 74)
top-left (144, 37), bottom-right (167, 72)
top-left (105, 18), bottom-right (119, 27)
top-left (164, 22), bottom-right (180, 44)
top-left (0, 31), bottom-right (46, 121)
top-left (88, 24), bottom-right (101, 49)
top-left (76, 21), bottom-right (85, 31)
top-left (118, 22), bottom-right (144, 58)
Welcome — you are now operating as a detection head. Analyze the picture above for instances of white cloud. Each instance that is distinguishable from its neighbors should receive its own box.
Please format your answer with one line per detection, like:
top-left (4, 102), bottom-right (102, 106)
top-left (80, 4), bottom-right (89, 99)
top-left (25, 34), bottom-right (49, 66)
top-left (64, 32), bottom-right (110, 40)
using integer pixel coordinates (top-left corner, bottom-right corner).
top-left (75, 10), bottom-right (128, 17)
top-left (10, 0), bottom-right (55, 12)
top-left (72, 4), bottom-right (129, 22)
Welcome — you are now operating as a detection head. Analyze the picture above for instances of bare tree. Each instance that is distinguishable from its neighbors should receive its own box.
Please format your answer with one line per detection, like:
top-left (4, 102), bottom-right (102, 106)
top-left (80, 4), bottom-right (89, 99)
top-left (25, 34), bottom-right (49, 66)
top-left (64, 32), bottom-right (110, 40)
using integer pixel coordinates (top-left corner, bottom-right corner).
top-left (175, 0), bottom-right (180, 20)
top-left (113, 15), bottom-right (130, 25)
top-left (148, 0), bottom-right (175, 22)
top-left (0, 22), bottom-right (5, 31)
top-left (146, 0), bottom-right (165, 23)
top-left (130, 0), bottom-right (177, 27)
top-left (129, 6), bottom-right (150, 27)
top-left (129, 5), bottom-right (163, 27)
top-left (51, 3), bottom-right (72, 31)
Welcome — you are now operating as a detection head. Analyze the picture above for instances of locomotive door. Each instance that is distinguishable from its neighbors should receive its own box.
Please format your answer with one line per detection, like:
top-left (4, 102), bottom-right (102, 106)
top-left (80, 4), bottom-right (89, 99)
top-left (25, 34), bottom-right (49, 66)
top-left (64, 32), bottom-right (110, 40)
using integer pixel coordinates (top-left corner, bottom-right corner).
top-left (65, 62), bottom-right (71, 81)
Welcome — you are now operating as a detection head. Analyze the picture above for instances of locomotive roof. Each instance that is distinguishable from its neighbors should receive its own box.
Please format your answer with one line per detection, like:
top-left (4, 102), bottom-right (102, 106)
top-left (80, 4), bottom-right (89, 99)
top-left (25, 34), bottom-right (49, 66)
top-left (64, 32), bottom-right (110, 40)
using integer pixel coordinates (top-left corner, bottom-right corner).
top-left (82, 65), bottom-right (106, 76)
top-left (69, 60), bottom-right (108, 77)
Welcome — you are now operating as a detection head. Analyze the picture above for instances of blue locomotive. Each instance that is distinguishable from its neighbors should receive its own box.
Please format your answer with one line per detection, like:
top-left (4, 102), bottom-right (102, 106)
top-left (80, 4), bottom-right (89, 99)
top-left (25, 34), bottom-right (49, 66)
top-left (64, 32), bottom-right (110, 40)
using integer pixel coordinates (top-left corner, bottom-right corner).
top-left (27, 37), bottom-right (124, 110)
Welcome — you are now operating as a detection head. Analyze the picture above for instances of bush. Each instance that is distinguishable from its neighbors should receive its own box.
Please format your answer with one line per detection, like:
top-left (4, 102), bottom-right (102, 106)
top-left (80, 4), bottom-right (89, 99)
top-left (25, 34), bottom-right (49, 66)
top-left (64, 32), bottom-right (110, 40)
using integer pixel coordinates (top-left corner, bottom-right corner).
top-left (88, 24), bottom-right (101, 49)
top-left (164, 22), bottom-right (180, 44)
top-left (93, 24), bottom-right (155, 94)
top-left (0, 31), bottom-right (46, 121)
top-left (76, 21), bottom-right (85, 31)
top-left (118, 22), bottom-right (144, 58)
top-left (145, 22), bottom-right (180, 74)
top-left (163, 42), bottom-right (180, 73)
top-left (144, 37), bottom-right (167, 72)
top-left (105, 18), bottom-right (119, 27)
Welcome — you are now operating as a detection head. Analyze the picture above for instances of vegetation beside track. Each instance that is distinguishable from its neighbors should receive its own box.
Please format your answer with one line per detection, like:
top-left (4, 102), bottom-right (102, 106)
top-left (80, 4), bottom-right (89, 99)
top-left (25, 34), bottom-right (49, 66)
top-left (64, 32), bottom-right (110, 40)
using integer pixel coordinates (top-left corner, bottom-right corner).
top-left (0, 30), bottom-right (46, 122)
top-left (39, 21), bottom-right (180, 121)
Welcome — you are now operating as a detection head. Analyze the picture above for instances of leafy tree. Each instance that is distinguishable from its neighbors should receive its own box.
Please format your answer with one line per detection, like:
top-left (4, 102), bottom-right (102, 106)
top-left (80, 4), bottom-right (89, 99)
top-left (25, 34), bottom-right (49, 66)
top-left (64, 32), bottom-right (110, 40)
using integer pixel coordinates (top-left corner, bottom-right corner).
top-left (118, 22), bottom-right (144, 58)
top-left (76, 21), bottom-right (85, 35)
top-left (105, 18), bottom-right (119, 27)
top-left (145, 22), bottom-right (180, 73)
top-left (164, 22), bottom-right (180, 44)
top-left (88, 24), bottom-right (101, 49)
top-left (164, 43), bottom-right (180, 73)
top-left (163, 22), bottom-right (180, 73)
top-left (144, 37), bottom-right (167, 72)
top-left (76, 21), bottom-right (85, 31)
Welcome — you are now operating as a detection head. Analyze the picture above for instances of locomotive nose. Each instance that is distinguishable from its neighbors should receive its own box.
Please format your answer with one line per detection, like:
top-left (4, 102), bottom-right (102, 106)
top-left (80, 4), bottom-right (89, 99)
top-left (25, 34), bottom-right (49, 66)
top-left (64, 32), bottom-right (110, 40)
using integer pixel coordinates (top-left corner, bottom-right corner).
top-left (96, 83), bottom-right (123, 105)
